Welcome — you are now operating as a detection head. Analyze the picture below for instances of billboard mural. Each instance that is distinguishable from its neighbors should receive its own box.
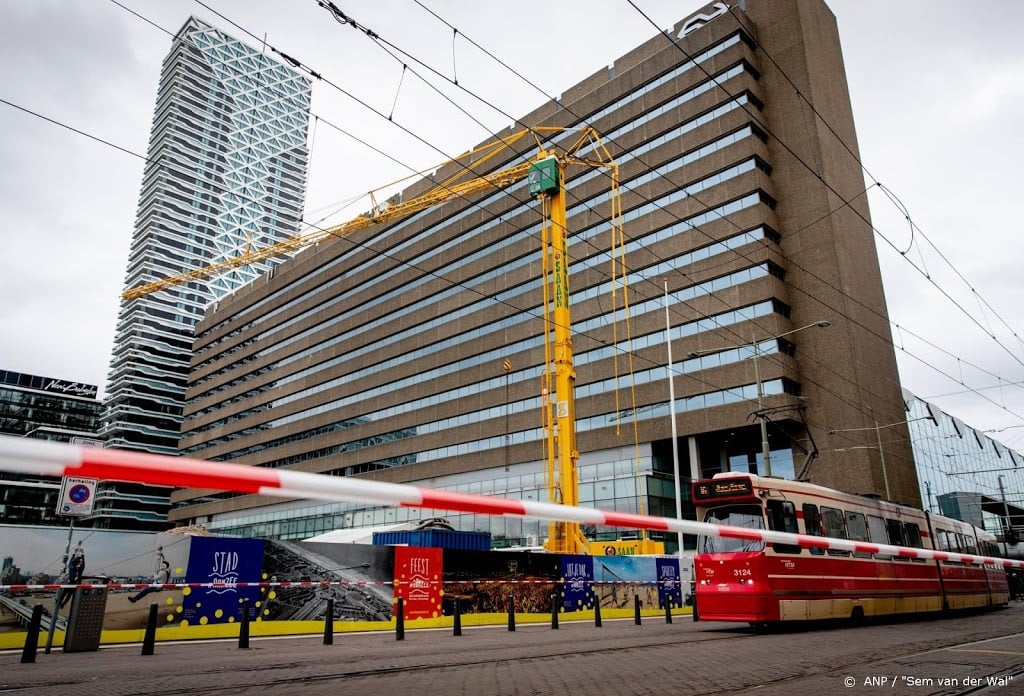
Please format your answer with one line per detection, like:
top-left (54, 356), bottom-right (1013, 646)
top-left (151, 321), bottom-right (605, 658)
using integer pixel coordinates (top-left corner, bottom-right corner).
top-left (561, 555), bottom-right (595, 611)
top-left (656, 557), bottom-right (684, 608)
top-left (180, 537), bottom-right (264, 625)
top-left (1, 524), bottom-right (689, 645)
top-left (594, 555), bottom-right (660, 610)
top-left (440, 549), bottom-right (560, 615)
top-left (394, 546), bottom-right (442, 619)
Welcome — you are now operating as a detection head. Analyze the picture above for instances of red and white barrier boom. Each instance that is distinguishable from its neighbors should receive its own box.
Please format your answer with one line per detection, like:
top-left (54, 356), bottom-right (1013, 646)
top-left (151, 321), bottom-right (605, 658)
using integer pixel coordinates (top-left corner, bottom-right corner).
top-left (1, 434), bottom-right (1021, 569)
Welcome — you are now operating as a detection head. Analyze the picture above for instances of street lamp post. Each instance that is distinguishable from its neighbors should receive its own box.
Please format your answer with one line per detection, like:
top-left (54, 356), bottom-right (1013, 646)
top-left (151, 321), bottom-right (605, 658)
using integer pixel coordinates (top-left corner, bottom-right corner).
top-left (751, 338), bottom-right (770, 476)
top-left (875, 420), bottom-right (890, 501)
top-left (664, 280), bottom-right (684, 563)
top-left (690, 320), bottom-right (830, 479)
top-left (999, 475), bottom-right (1011, 556)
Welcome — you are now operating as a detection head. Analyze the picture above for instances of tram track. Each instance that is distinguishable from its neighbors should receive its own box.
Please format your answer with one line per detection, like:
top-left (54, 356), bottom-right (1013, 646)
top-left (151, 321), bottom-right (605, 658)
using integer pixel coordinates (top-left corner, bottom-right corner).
top-left (698, 626), bottom-right (1024, 696)
top-left (4, 611), bottom-right (1024, 695)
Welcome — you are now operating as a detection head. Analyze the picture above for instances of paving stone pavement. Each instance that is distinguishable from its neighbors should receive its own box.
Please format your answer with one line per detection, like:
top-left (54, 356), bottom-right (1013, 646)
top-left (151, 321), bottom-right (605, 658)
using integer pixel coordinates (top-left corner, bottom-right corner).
top-left (4, 608), bottom-right (1024, 696)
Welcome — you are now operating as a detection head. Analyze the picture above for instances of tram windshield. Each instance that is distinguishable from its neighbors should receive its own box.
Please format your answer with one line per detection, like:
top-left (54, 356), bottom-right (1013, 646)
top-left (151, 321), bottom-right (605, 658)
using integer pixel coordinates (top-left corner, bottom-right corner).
top-left (700, 504), bottom-right (766, 553)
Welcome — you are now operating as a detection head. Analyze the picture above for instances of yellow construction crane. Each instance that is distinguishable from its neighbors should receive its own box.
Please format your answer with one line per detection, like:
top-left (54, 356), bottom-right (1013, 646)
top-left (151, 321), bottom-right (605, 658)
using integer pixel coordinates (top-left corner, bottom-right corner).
top-left (124, 126), bottom-right (633, 556)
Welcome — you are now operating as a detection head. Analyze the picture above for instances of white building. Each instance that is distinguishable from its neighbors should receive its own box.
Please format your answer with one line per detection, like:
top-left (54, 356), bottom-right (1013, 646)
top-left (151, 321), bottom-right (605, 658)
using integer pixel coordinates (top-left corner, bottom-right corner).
top-left (102, 16), bottom-right (311, 457)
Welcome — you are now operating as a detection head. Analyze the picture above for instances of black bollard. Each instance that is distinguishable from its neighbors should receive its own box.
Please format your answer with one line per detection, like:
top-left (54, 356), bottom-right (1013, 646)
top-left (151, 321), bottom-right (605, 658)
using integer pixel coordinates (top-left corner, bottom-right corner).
top-left (691, 580), bottom-right (699, 623)
top-left (634, 593), bottom-right (642, 625)
top-left (238, 598), bottom-right (250, 649)
top-left (453, 597), bottom-right (462, 636)
top-left (594, 597), bottom-right (603, 628)
top-left (664, 597), bottom-right (673, 624)
top-left (141, 603), bottom-right (158, 656)
top-left (550, 593), bottom-right (559, 630)
top-left (323, 598), bottom-right (334, 646)
top-left (395, 597), bottom-right (405, 641)
top-left (20, 604), bottom-right (43, 664)
top-left (507, 596), bottom-right (515, 632)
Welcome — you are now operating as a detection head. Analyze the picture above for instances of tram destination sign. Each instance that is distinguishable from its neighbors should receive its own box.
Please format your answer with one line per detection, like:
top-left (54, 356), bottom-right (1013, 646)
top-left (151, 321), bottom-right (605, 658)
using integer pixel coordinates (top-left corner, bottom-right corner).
top-left (693, 477), bottom-right (755, 501)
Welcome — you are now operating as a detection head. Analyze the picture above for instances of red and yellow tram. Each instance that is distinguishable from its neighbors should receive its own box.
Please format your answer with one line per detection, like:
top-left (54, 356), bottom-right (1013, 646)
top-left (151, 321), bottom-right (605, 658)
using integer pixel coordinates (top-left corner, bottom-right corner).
top-left (692, 473), bottom-right (1009, 624)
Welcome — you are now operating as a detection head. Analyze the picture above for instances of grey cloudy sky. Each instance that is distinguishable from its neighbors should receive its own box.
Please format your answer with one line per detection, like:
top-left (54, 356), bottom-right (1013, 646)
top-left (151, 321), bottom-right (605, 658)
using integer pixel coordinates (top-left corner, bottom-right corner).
top-left (1, 0), bottom-right (1022, 451)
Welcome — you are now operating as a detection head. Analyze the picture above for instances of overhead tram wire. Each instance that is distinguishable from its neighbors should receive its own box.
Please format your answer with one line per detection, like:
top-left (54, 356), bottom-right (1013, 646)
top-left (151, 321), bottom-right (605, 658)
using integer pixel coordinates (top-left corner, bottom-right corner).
top-left (301, 1), bottom-right (917, 436)
top-left (199, 6), bottom-right (1024, 489)
top-left (610, 0), bottom-right (1024, 427)
top-left (320, 0), bottom-right (911, 422)
top-left (183, 0), bottom-right (811, 410)
top-left (138, 0), bottom-right (1024, 446)
top-left (105, 0), bottom-right (1024, 440)
top-left (723, 2), bottom-right (1024, 361)
top-left (624, 0), bottom-right (1024, 375)
top-left (16, 2), bottom-right (999, 474)
top-left (0, 97), bottom-right (148, 164)
top-left (127, 1), bottom-right (1023, 440)
top-left (318, 0), bottom-right (1024, 439)
top-left (402, 4), bottom-right (953, 438)
top-left (400, 3), bottom-right (924, 410)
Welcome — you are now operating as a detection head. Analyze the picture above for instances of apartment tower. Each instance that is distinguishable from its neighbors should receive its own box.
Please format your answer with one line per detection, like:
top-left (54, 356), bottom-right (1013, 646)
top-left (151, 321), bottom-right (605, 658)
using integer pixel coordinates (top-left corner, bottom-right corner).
top-left (102, 17), bottom-right (311, 459)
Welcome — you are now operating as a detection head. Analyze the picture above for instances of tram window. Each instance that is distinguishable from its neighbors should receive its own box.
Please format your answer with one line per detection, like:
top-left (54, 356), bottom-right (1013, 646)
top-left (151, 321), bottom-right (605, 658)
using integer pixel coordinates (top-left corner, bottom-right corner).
top-left (963, 535), bottom-right (977, 554)
top-left (846, 512), bottom-right (871, 558)
top-left (936, 529), bottom-right (953, 552)
top-left (700, 505), bottom-right (766, 553)
top-left (903, 522), bottom-right (923, 549)
top-left (821, 506), bottom-right (850, 556)
top-left (886, 518), bottom-right (906, 547)
top-left (767, 499), bottom-right (800, 554)
top-left (903, 522), bottom-right (925, 561)
top-left (867, 515), bottom-right (891, 560)
top-left (802, 504), bottom-right (825, 555)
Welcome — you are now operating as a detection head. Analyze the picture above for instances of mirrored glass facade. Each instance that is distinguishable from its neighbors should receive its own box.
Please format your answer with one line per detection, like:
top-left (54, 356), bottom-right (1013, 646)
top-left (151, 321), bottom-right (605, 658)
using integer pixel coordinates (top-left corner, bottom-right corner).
top-left (0, 369), bottom-right (168, 529)
top-left (906, 389), bottom-right (1024, 545)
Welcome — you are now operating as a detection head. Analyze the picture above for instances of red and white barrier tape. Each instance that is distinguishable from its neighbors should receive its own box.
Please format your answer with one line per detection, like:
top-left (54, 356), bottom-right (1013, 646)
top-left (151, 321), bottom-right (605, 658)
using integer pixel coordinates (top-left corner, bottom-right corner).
top-left (0, 579), bottom-right (679, 592)
top-left (2, 434), bottom-right (1022, 570)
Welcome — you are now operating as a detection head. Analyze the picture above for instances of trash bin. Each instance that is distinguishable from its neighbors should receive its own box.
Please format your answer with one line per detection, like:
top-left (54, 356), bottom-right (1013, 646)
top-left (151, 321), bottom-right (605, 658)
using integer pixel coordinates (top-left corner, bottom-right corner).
top-left (63, 576), bottom-right (109, 653)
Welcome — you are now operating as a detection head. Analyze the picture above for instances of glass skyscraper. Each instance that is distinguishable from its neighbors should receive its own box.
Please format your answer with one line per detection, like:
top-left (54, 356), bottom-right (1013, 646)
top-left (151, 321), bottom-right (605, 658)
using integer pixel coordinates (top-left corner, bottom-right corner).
top-left (102, 16), bottom-right (311, 457)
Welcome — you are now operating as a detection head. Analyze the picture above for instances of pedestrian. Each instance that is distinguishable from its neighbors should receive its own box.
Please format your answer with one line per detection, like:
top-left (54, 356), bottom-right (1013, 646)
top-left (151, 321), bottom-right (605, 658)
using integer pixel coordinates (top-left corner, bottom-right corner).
top-left (129, 560), bottom-right (171, 603)
top-left (68, 542), bottom-right (86, 584)
top-left (1008, 569), bottom-right (1023, 601)
top-left (59, 541), bottom-right (86, 608)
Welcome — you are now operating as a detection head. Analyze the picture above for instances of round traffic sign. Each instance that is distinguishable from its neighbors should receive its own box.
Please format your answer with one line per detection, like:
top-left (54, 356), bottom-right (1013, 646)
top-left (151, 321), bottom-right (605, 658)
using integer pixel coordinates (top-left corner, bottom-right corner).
top-left (68, 484), bottom-right (92, 503)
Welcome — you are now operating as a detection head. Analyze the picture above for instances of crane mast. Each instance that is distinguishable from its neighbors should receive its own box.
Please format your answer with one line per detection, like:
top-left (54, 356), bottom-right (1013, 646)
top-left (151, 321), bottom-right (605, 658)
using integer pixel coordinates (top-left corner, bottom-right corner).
top-left (530, 154), bottom-right (588, 555)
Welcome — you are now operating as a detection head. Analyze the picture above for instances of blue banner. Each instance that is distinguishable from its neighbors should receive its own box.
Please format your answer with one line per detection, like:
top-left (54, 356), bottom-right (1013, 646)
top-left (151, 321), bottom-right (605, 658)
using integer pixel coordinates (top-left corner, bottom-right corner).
top-left (183, 537), bottom-right (265, 625)
top-left (560, 555), bottom-right (595, 611)
top-left (656, 557), bottom-right (683, 609)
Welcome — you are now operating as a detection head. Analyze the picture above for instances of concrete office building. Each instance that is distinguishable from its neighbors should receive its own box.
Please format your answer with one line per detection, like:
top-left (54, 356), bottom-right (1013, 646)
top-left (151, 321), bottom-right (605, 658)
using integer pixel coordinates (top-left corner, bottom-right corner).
top-left (170, 0), bottom-right (917, 547)
top-left (102, 17), bottom-right (311, 457)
